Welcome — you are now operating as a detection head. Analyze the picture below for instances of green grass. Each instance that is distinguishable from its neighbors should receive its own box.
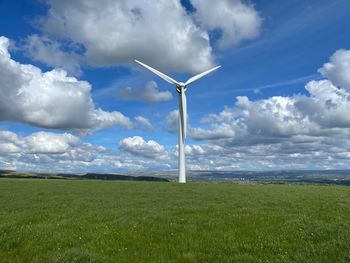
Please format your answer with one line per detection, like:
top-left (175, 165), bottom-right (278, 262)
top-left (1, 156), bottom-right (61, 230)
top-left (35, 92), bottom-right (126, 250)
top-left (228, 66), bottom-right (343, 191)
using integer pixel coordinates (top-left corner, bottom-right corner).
top-left (0, 179), bottom-right (349, 262)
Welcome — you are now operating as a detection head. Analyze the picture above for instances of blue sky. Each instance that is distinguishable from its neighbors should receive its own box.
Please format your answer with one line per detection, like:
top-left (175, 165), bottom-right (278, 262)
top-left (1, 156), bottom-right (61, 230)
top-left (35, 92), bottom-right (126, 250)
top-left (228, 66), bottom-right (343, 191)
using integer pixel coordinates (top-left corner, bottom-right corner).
top-left (1, 0), bottom-right (350, 173)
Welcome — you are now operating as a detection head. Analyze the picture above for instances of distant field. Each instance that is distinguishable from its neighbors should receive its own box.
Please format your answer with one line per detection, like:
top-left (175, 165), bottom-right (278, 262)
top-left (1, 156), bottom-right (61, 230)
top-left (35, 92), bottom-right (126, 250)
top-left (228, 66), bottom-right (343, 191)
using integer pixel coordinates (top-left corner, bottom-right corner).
top-left (0, 179), bottom-right (349, 262)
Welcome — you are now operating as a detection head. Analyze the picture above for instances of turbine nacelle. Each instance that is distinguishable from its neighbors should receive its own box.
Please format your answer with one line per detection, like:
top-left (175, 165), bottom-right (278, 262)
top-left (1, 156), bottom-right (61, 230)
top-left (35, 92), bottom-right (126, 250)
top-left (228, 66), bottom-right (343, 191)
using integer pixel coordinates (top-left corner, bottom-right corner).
top-left (176, 84), bottom-right (186, 93)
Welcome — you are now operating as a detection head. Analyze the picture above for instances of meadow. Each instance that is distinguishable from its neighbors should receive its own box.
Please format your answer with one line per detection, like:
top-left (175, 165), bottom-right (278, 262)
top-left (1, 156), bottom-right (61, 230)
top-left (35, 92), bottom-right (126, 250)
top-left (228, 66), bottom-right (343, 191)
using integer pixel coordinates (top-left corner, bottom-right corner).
top-left (0, 179), bottom-right (349, 262)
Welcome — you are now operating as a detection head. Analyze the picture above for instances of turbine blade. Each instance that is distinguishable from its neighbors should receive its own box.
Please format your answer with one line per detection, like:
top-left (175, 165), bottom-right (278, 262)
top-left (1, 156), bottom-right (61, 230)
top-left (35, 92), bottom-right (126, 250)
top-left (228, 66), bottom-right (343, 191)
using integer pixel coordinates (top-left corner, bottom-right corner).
top-left (180, 89), bottom-right (187, 141)
top-left (135, 60), bottom-right (180, 85)
top-left (184, 65), bottom-right (221, 86)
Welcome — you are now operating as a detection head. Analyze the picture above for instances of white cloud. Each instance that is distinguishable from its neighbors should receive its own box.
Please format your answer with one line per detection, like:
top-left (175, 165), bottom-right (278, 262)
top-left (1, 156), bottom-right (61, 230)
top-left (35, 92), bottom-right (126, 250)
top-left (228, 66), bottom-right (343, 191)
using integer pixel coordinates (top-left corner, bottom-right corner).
top-left (0, 36), bottom-right (131, 133)
top-left (165, 110), bottom-right (179, 133)
top-left (38, 0), bottom-right (215, 73)
top-left (190, 0), bottom-right (262, 49)
top-left (0, 130), bottom-right (101, 158)
top-left (189, 124), bottom-right (235, 140)
top-left (300, 80), bottom-right (350, 128)
top-left (119, 136), bottom-right (168, 159)
top-left (134, 116), bottom-right (153, 130)
top-left (23, 34), bottom-right (83, 76)
top-left (167, 134), bottom-right (350, 171)
top-left (164, 109), bottom-right (234, 140)
top-left (0, 131), bottom-right (23, 155)
top-left (25, 132), bottom-right (79, 154)
top-left (0, 131), bottom-right (95, 155)
top-left (0, 130), bottom-right (172, 172)
top-left (234, 95), bottom-right (319, 138)
top-left (191, 93), bottom-right (323, 147)
top-left (319, 49), bottom-right (350, 91)
top-left (185, 145), bottom-right (206, 155)
top-left (118, 81), bottom-right (173, 103)
top-left (31, 0), bottom-right (262, 74)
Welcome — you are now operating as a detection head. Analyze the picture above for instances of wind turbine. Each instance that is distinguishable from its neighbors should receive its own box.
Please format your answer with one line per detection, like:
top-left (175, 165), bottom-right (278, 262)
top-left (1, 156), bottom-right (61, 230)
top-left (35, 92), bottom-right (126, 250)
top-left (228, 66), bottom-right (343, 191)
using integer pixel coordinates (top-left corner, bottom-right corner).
top-left (135, 60), bottom-right (220, 183)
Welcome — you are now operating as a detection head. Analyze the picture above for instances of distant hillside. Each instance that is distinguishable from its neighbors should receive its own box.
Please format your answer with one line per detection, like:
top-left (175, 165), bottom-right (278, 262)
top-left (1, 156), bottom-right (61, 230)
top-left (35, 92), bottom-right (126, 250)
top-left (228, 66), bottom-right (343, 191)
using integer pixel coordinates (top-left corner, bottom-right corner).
top-left (2, 169), bottom-right (350, 185)
top-left (0, 170), bottom-right (169, 182)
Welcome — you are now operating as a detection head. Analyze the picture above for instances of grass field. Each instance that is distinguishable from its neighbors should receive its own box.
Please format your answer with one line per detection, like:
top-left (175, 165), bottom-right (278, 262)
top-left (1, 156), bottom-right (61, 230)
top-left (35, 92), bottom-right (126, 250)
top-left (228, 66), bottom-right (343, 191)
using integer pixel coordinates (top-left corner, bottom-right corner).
top-left (0, 179), bottom-right (349, 262)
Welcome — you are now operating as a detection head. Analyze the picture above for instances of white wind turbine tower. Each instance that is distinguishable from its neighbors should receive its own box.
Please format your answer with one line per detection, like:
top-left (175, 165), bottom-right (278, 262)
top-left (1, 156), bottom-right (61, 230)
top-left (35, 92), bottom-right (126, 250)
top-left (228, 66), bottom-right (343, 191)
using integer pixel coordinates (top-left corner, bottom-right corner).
top-left (135, 60), bottom-right (220, 183)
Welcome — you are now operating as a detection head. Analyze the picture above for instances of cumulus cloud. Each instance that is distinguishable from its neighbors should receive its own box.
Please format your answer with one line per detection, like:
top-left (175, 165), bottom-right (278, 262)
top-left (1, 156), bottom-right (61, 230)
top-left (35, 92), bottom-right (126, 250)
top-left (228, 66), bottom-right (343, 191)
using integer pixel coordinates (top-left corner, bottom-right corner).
top-left (189, 124), bottom-right (235, 140)
top-left (318, 49), bottom-right (350, 90)
top-left (164, 109), bottom-right (234, 140)
top-left (119, 136), bottom-right (168, 159)
top-left (0, 130), bottom-right (172, 172)
top-left (25, 132), bottom-right (80, 154)
top-left (23, 34), bottom-right (83, 76)
top-left (299, 80), bottom-right (350, 129)
top-left (185, 144), bottom-right (207, 155)
top-left (134, 116), bottom-right (153, 130)
top-left (0, 36), bottom-right (131, 133)
top-left (167, 132), bottom-right (350, 171)
top-left (0, 131), bottom-right (22, 154)
top-left (38, 0), bottom-right (214, 73)
top-left (190, 0), bottom-right (262, 49)
top-left (191, 93), bottom-right (321, 147)
top-left (118, 81), bottom-right (173, 103)
top-left (32, 0), bottom-right (261, 73)
top-left (0, 130), bottom-right (103, 162)
top-left (165, 110), bottom-right (179, 133)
